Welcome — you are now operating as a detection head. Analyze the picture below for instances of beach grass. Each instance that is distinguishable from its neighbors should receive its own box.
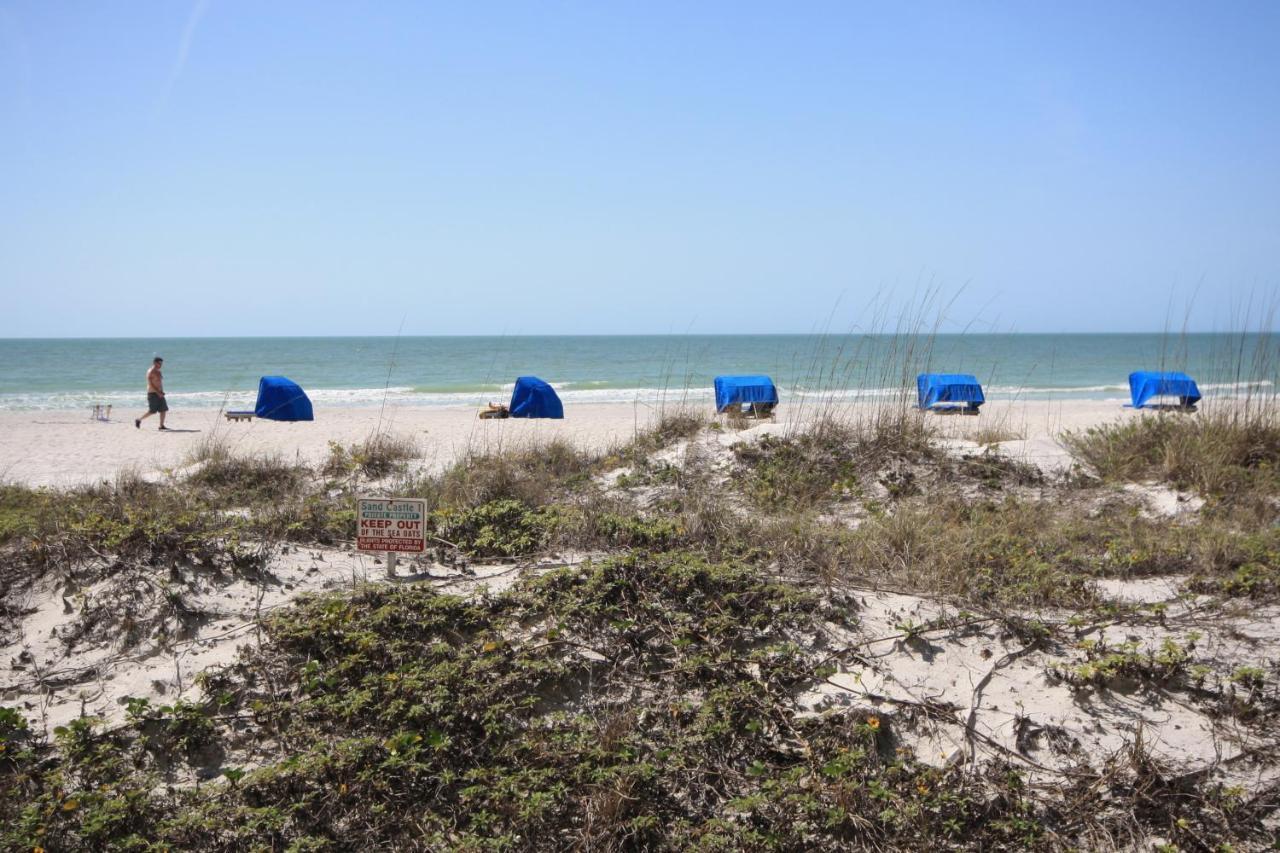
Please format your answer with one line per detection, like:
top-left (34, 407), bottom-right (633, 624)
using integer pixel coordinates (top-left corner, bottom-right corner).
top-left (1064, 400), bottom-right (1280, 508)
top-left (322, 431), bottom-right (421, 480)
top-left (971, 423), bottom-right (1026, 445)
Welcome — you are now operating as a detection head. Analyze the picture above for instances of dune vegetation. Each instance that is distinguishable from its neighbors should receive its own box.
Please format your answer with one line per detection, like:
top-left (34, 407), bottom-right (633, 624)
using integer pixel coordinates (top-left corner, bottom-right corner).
top-left (3, 402), bottom-right (1280, 850)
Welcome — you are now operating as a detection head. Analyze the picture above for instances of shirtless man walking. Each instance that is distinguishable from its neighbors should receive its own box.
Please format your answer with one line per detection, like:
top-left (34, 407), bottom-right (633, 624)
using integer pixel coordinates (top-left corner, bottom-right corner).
top-left (135, 356), bottom-right (169, 430)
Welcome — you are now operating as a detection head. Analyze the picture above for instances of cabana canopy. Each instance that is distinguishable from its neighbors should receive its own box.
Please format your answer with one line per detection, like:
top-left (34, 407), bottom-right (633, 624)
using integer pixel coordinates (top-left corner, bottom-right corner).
top-left (254, 376), bottom-right (314, 421)
top-left (1128, 371), bottom-right (1201, 409)
top-left (714, 375), bottom-right (778, 413)
top-left (509, 376), bottom-right (563, 419)
top-left (917, 373), bottom-right (985, 412)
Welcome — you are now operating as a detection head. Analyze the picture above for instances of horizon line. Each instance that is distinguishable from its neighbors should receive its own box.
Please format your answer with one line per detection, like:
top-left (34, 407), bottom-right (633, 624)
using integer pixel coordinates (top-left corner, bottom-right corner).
top-left (1, 330), bottom-right (1276, 342)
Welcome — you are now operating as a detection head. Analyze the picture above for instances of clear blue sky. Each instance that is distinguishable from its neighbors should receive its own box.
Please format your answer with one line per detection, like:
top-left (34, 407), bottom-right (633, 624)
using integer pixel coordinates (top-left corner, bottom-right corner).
top-left (1, 1), bottom-right (1277, 336)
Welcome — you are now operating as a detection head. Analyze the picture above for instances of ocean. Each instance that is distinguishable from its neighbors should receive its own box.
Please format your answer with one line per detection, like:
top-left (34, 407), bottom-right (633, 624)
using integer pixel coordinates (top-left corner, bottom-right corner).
top-left (0, 334), bottom-right (1274, 412)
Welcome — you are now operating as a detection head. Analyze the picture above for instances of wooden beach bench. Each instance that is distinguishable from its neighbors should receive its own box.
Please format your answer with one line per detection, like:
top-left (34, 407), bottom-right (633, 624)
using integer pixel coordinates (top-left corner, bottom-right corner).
top-left (225, 411), bottom-right (255, 423)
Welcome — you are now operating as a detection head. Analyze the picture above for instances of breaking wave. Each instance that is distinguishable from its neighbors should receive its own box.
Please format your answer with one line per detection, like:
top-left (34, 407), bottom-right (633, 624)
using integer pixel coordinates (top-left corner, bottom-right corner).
top-left (0, 380), bottom-right (1271, 411)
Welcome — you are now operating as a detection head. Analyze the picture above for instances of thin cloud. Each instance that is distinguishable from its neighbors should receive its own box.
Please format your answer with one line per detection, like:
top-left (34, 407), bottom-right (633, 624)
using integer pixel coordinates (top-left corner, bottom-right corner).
top-left (157, 0), bottom-right (211, 111)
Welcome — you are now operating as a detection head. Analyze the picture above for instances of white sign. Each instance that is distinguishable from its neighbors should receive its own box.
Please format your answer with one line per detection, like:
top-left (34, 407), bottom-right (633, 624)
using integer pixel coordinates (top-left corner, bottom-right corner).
top-left (357, 497), bottom-right (427, 554)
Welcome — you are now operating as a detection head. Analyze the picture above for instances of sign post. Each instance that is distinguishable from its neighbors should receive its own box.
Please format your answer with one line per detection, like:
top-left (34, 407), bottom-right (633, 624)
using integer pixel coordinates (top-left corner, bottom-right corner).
top-left (357, 497), bottom-right (427, 579)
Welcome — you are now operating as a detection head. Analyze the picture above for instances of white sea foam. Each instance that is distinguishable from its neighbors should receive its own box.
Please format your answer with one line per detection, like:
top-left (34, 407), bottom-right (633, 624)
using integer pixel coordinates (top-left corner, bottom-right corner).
top-left (0, 379), bottom-right (1272, 411)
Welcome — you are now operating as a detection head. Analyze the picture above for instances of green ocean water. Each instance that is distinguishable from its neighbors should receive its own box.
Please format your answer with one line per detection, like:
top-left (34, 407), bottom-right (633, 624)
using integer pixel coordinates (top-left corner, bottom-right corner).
top-left (0, 334), bottom-right (1274, 410)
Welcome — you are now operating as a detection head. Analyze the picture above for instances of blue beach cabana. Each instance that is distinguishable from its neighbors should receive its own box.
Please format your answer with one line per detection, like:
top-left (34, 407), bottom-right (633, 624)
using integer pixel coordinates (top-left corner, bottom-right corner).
top-left (1128, 371), bottom-right (1202, 409)
top-left (917, 373), bottom-right (985, 413)
top-left (226, 376), bottom-right (314, 422)
top-left (509, 376), bottom-right (564, 419)
top-left (714, 375), bottom-right (779, 417)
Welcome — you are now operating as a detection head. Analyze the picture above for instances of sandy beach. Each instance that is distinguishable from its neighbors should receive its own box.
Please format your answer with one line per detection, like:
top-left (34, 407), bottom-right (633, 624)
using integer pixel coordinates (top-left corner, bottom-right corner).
top-left (0, 398), bottom-right (1148, 487)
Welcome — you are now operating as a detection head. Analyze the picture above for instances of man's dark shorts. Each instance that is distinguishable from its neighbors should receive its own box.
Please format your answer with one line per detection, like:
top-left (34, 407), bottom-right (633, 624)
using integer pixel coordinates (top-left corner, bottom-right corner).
top-left (147, 392), bottom-right (168, 414)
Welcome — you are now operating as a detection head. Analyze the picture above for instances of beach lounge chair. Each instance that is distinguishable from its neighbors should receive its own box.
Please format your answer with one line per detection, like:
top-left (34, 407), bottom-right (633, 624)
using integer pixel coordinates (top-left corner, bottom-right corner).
top-left (917, 373), bottom-right (984, 414)
top-left (1128, 371), bottom-right (1201, 410)
top-left (714, 375), bottom-right (779, 419)
top-left (225, 376), bottom-right (315, 422)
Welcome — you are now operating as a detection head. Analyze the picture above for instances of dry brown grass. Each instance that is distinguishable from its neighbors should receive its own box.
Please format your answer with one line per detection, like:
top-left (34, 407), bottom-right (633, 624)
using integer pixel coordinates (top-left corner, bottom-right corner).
top-left (422, 438), bottom-right (599, 511)
top-left (1064, 402), bottom-right (1280, 513)
top-left (625, 409), bottom-right (706, 458)
top-left (732, 407), bottom-right (938, 510)
top-left (322, 432), bottom-right (420, 480)
top-left (185, 436), bottom-right (308, 502)
top-left (972, 424), bottom-right (1025, 446)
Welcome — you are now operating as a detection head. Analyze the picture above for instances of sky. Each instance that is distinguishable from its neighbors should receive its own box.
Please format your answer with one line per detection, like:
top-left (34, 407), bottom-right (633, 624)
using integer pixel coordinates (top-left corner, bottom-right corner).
top-left (0, 1), bottom-right (1277, 337)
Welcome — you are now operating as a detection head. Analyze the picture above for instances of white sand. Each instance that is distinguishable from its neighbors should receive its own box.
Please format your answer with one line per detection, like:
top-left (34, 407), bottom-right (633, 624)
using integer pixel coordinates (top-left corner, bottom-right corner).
top-left (0, 398), bottom-right (1149, 487)
top-left (0, 402), bottom-right (659, 487)
top-left (800, 584), bottom-right (1280, 783)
